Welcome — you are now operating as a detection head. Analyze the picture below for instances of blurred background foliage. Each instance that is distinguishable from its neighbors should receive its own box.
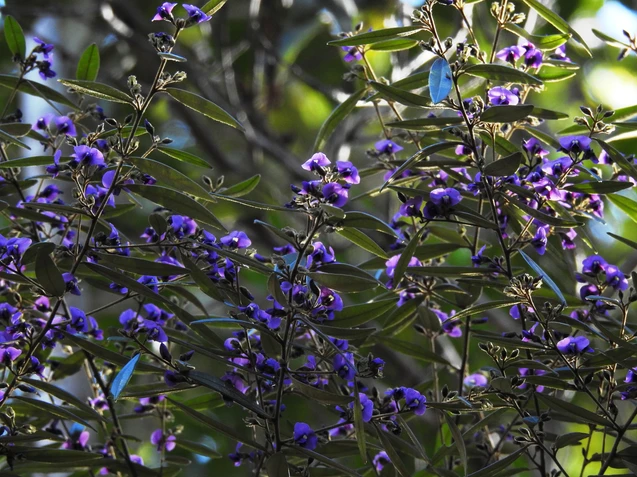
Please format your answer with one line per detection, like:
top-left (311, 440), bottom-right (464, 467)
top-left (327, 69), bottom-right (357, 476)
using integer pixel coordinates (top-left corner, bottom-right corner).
top-left (1, 0), bottom-right (637, 475)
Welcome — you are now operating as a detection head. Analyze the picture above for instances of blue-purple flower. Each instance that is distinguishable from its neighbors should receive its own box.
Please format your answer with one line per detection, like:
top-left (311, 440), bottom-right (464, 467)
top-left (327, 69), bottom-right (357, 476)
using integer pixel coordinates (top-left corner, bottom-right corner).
top-left (375, 139), bottom-right (404, 155)
top-left (373, 451), bottom-right (391, 472)
top-left (341, 46), bottom-right (362, 62)
top-left (34, 37), bottom-right (54, 59)
top-left (70, 145), bottom-right (105, 169)
top-left (464, 373), bottom-right (488, 388)
top-left (496, 45), bottom-right (524, 63)
top-left (488, 87), bottom-right (519, 106)
top-left (556, 335), bottom-right (593, 355)
top-left (293, 422), bottom-right (317, 450)
top-left (302, 152), bottom-right (331, 172)
top-left (322, 182), bottom-right (349, 207)
top-left (183, 4), bottom-right (212, 24)
top-left (150, 429), bottom-right (176, 452)
top-left (220, 231), bottom-right (252, 249)
top-left (152, 2), bottom-right (177, 21)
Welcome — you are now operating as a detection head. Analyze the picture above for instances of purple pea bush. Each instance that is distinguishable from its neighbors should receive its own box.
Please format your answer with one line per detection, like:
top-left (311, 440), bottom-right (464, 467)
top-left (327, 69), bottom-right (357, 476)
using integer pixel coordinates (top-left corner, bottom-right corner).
top-left (0, 0), bottom-right (636, 476)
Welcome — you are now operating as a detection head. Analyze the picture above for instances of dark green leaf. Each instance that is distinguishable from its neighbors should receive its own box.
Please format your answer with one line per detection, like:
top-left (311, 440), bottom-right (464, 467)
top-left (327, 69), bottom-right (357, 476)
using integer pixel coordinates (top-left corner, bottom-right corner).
top-left (386, 116), bottom-right (464, 130)
top-left (337, 211), bottom-right (397, 237)
top-left (331, 298), bottom-right (398, 328)
top-left (530, 107), bottom-right (569, 120)
top-left (608, 194), bottom-right (637, 224)
top-left (370, 38), bottom-right (419, 51)
top-left (15, 448), bottom-right (104, 464)
top-left (291, 376), bottom-right (352, 405)
top-left (314, 88), bottom-right (367, 152)
top-left (97, 253), bottom-right (187, 277)
top-left (156, 146), bottom-right (211, 168)
top-left (536, 68), bottom-right (577, 83)
top-left (35, 249), bottom-right (65, 296)
top-left (187, 370), bottom-right (269, 419)
top-left (166, 88), bottom-right (244, 131)
top-left (168, 398), bottom-right (266, 451)
top-left (372, 336), bottom-right (450, 365)
top-left (445, 413), bottom-right (467, 476)
top-left (0, 155), bottom-right (68, 169)
top-left (536, 394), bottom-right (611, 427)
top-left (177, 439), bottom-right (222, 458)
top-left (503, 195), bottom-right (582, 227)
top-left (4, 16), bottom-right (26, 59)
top-left (481, 105), bottom-right (534, 123)
top-left (483, 152), bottom-right (523, 176)
top-left (392, 226), bottom-right (426, 286)
top-left (180, 254), bottom-right (224, 302)
top-left (521, 0), bottom-right (592, 57)
top-left (222, 174), bottom-right (261, 197)
top-left (445, 299), bottom-right (521, 323)
top-left (59, 79), bottom-right (133, 104)
top-left (467, 447), bottom-right (527, 477)
top-left (0, 74), bottom-right (77, 109)
top-left (370, 81), bottom-right (430, 108)
top-left (519, 250), bottom-right (566, 305)
top-left (125, 184), bottom-right (225, 231)
top-left (608, 232), bottom-right (637, 251)
top-left (463, 64), bottom-right (542, 85)
top-left (76, 43), bottom-right (100, 81)
top-left (564, 181), bottom-right (632, 194)
top-left (287, 446), bottom-right (362, 477)
top-left (596, 139), bottom-right (637, 184)
top-left (0, 122), bottom-right (32, 137)
top-left (337, 227), bottom-right (388, 258)
top-left (374, 425), bottom-right (411, 477)
top-left (353, 383), bottom-right (367, 463)
top-left (328, 26), bottom-right (423, 47)
top-left (504, 24), bottom-right (570, 50)
top-left (0, 128), bottom-right (30, 150)
top-left (110, 353), bottom-right (140, 400)
top-left (13, 397), bottom-right (97, 431)
top-left (314, 323), bottom-right (376, 341)
top-left (128, 156), bottom-right (212, 200)
top-left (307, 271), bottom-right (379, 293)
top-left (429, 57), bottom-right (453, 104)
top-left (266, 453), bottom-right (290, 477)
top-left (553, 432), bottom-right (589, 449)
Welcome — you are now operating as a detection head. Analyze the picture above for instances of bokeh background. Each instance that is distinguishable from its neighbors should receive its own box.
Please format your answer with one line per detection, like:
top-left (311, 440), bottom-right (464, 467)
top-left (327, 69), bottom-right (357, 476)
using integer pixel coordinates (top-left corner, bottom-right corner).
top-left (2, 0), bottom-right (637, 475)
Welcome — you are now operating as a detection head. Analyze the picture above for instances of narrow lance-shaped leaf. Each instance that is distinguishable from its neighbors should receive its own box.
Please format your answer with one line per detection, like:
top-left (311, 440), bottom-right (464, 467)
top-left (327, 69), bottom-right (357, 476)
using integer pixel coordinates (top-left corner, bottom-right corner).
top-left (327, 26), bottom-right (423, 47)
top-left (336, 227), bottom-right (388, 259)
top-left (110, 353), bottom-right (141, 400)
top-left (608, 194), bottom-right (637, 224)
top-left (445, 413), bottom-right (468, 476)
top-left (0, 74), bottom-right (77, 109)
top-left (166, 88), bottom-right (244, 131)
top-left (58, 79), bottom-right (134, 104)
top-left (266, 453), bottom-right (290, 477)
top-left (392, 226), bottom-right (426, 286)
top-left (370, 81), bottom-right (430, 108)
top-left (314, 88), bottom-right (366, 152)
top-left (483, 152), bottom-right (523, 176)
top-left (35, 250), bottom-right (65, 296)
top-left (463, 63), bottom-right (542, 85)
top-left (76, 43), bottom-right (100, 81)
top-left (519, 250), bottom-right (566, 305)
top-left (429, 57), bottom-right (453, 104)
top-left (4, 15), bottom-right (26, 59)
top-left (481, 105), bottom-right (534, 123)
top-left (353, 385), bottom-right (367, 463)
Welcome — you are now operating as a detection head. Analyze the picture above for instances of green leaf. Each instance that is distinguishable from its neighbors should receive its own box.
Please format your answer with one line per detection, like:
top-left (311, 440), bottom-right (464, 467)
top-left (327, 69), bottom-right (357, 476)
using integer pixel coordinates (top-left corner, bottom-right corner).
top-left (291, 376), bottom-right (352, 405)
top-left (314, 88), bottom-right (367, 152)
top-left (15, 449), bottom-right (105, 464)
top-left (0, 122), bottom-right (32, 137)
top-left (331, 298), bottom-right (398, 328)
top-left (564, 181), bottom-right (632, 194)
top-left (596, 139), bottom-right (637, 184)
top-left (4, 15), bottom-right (26, 59)
top-left (35, 249), bottom-right (65, 296)
top-left (608, 194), bottom-right (637, 224)
top-left (429, 57), bottom-right (453, 104)
top-left (519, 250), bottom-right (566, 305)
top-left (0, 155), bottom-right (68, 169)
top-left (463, 64), bottom-right (542, 85)
top-left (328, 26), bottom-right (423, 47)
top-left (383, 141), bottom-right (463, 188)
top-left (373, 425), bottom-right (411, 477)
top-left (59, 79), bottom-right (133, 104)
top-left (554, 432), bottom-right (590, 449)
top-left (97, 253), bottom-right (187, 277)
top-left (392, 226), bottom-right (426, 286)
top-left (408, 266), bottom-right (496, 277)
top-left (445, 299), bottom-right (521, 323)
top-left (592, 29), bottom-right (629, 48)
top-left (222, 174), bottom-right (261, 197)
top-left (76, 43), bottom-right (100, 81)
top-left (483, 151), bottom-right (523, 176)
top-left (503, 195), bottom-right (582, 227)
top-left (504, 24), bottom-right (571, 50)
top-left (372, 336), bottom-right (450, 365)
top-left (168, 398), bottom-right (266, 451)
top-left (521, 0), bottom-right (592, 57)
top-left (202, 0), bottom-right (229, 15)
top-left (530, 107), bottom-right (569, 120)
top-left (180, 254), bottom-right (224, 302)
top-left (110, 353), bottom-right (140, 400)
top-left (125, 184), bottom-right (225, 231)
top-left (187, 370), bottom-right (269, 418)
top-left (166, 88), bottom-right (244, 131)
top-left (369, 38), bottom-right (419, 51)
top-left (13, 396), bottom-right (97, 431)
top-left (156, 146), bottom-right (211, 168)
top-left (0, 128), bottom-right (30, 150)
top-left (536, 68), bottom-right (577, 83)
top-left (337, 211), bottom-right (397, 237)
top-left (128, 157), bottom-right (212, 200)
top-left (288, 446), bottom-right (362, 477)
top-left (0, 74), bottom-right (77, 109)
top-left (353, 384), bottom-right (367, 463)
top-left (337, 227), bottom-right (388, 258)
top-left (536, 394), bottom-right (611, 427)
top-left (445, 413), bottom-right (467, 476)
top-left (481, 105), bottom-right (534, 123)
top-left (307, 271), bottom-right (379, 293)
top-left (608, 232), bottom-right (637, 251)
top-left (370, 81), bottom-right (430, 108)
top-left (177, 439), bottom-right (222, 459)
top-left (467, 447), bottom-right (527, 477)
top-left (386, 116), bottom-right (464, 130)
top-left (266, 453), bottom-right (290, 477)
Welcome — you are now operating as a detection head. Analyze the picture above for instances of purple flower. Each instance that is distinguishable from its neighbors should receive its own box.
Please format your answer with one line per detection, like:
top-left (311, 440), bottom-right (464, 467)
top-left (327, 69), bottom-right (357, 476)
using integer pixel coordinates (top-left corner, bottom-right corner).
top-left (605, 265), bottom-right (628, 291)
top-left (336, 161), bottom-right (360, 184)
top-left (403, 387), bottom-right (427, 415)
top-left (69, 307), bottom-right (90, 333)
top-left (34, 37), bottom-right (55, 59)
top-left (399, 196), bottom-right (423, 217)
top-left (341, 46), bottom-right (362, 62)
top-left (334, 352), bottom-right (356, 380)
top-left (375, 139), bottom-right (403, 155)
top-left (579, 283), bottom-right (600, 301)
top-left (541, 157), bottom-right (574, 176)
top-left (71, 145), bottom-right (105, 169)
top-left (523, 43), bottom-right (543, 68)
top-left (152, 2), bottom-right (177, 21)
top-left (385, 254), bottom-right (421, 278)
top-left (63, 273), bottom-right (81, 296)
top-left (322, 182), bottom-right (348, 207)
top-left (55, 116), bottom-right (77, 136)
top-left (523, 138), bottom-right (549, 158)
top-left (150, 429), bottom-right (176, 452)
top-left (293, 422), bottom-right (318, 450)
top-left (464, 373), bottom-right (488, 388)
top-left (220, 231), bottom-right (251, 249)
top-left (430, 187), bottom-right (462, 206)
top-left (488, 87), bottom-right (519, 106)
top-left (582, 255), bottom-right (607, 275)
top-left (556, 336), bottom-right (593, 355)
top-left (1, 347), bottom-right (21, 366)
top-left (37, 60), bottom-right (56, 80)
top-left (302, 152), bottom-right (331, 172)
top-left (373, 451), bottom-right (391, 472)
top-left (46, 151), bottom-right (62, 177)
top-left (531, 227), bottom-right (548, 255)
top-left (559, 136), bottom-right (592, 155)
top-left (348, 393), bottom-right (373, 422)
top-left (168, 215), bottom-right (197, 238)
top-left (496, 45), bottom-right (524, 63)
top-left (183, 4), bottom-right (212, 23)
top-left (306, 242), bottom-right (335, 269)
